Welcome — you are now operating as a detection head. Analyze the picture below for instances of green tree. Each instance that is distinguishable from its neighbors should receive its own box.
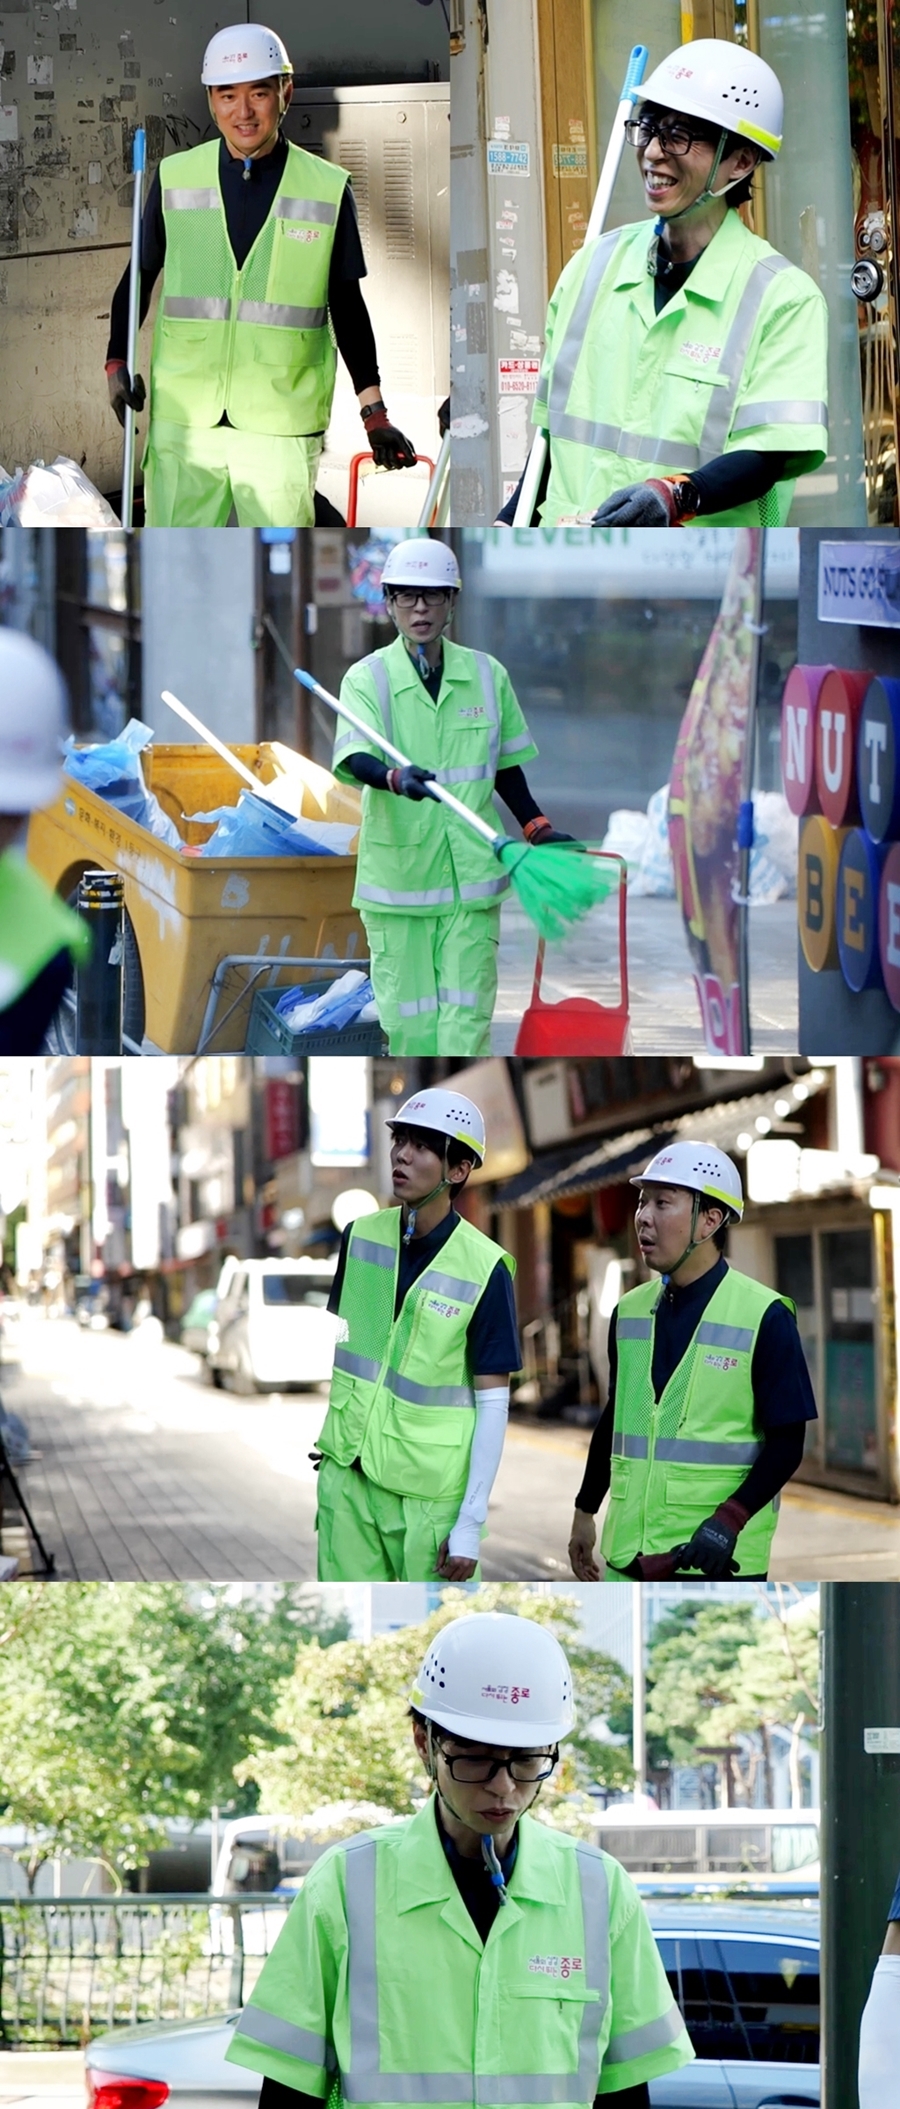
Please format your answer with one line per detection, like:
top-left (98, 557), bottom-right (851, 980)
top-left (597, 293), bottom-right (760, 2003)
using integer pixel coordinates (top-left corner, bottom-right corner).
top-left (238, 1584), bottom-right (634, 1838)
top-left (0, 1583), bottom-right (346, 1888)
top-left (713, 1588), bottom-right (819, 1808)
top-left (643, 1597), bottom-right (760, 1777)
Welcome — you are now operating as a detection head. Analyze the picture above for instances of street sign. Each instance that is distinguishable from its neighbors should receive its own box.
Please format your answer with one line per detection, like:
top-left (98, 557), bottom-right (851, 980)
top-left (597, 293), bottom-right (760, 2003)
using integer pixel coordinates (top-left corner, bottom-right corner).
top-left (818, 539), bottom-right (900, 626)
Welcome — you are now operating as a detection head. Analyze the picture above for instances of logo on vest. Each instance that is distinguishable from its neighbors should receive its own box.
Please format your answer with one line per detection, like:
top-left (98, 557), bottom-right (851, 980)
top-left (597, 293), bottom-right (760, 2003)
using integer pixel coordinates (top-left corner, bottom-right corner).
top-left (680, 340), bottom-right (722, 367)
top-left (528, 1956), bottom-right (584, 1979)
top-left (481, 1683), bottom-right (530, 1703)
top-left (703, 1352), bottom-right (740, 1371)
top-left (424, 1294), bottom-right (463, 1320)
top-left (285, 226), bottom-right (323, 243)
top-left (458, 705), bottom-right (486, 718)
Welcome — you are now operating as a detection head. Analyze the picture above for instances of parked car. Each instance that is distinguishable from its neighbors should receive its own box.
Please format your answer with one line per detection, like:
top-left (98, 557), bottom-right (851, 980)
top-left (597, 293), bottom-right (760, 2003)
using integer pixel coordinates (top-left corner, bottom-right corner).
top-left (84, 1900), bottom-right (820, 2109)
top-left (179, 1289), bottom-right (219, 1359)
top-left (205, 1258), bottom-right (339, 1394)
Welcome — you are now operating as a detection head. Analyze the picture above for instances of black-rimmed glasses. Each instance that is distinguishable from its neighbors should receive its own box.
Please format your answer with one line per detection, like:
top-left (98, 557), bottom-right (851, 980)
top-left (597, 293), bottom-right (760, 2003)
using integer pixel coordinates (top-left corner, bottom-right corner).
top-left (624, 115), bottom-right (706, 158)
top-left (391, 589), bottom-right (453, 609)
top-left (436, 1746), bottom-right (558, 1784)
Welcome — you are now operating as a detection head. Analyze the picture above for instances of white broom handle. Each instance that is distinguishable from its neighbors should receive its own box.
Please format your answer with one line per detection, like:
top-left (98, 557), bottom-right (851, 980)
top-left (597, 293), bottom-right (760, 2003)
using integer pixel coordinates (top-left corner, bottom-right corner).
top-left (160, 688), bottom-right (272, 795)
top-left (293, 666), bottom-right (502, 848)
top-left (121, 127), bottom-right (145, 532)
top-left (511, 44), bottom-right (648, 527)
top-left (418, 428), bottom-right (452, 527)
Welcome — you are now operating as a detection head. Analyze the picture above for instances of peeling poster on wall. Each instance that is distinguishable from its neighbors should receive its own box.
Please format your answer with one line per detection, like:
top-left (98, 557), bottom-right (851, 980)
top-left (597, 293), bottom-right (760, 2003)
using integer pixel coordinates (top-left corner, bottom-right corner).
top-left (26, 55), bottom-right (53, 85)
top-left (0, 106), bottom-right (18, 141)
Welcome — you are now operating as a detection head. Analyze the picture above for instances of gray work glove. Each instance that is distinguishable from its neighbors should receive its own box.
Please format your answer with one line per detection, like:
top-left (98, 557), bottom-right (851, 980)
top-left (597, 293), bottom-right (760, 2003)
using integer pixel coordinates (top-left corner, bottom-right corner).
top-left (107, 361), bottom-right (146, 428)
top-left (591, 480), bottom-right (676, 526)
top-left (387, 764), bottom-right (439, 801)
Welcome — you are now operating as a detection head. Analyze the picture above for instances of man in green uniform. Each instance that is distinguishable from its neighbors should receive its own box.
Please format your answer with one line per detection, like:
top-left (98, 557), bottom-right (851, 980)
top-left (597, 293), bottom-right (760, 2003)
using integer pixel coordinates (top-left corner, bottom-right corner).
top-left (503, 40), bottom-right (828, 529)
top-left (313, 1088), bottom-right (519, 1583)
top-left (567, 1141), bottom-right (817, 1582)
top-left (106, 22), bottom-right (416, 527)
top-left (226, 1610), bottom-right (696, 2109)
top-left (333, 538), bottom-right (572, 1055)
top-left (0, 631), bottom-right (90, 1054)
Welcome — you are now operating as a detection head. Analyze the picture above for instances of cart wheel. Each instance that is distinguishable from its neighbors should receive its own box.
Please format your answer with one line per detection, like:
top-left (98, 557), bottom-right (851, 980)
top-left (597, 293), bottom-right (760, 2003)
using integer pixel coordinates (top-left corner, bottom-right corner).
top-left (43, 892), bottom-right (147, 1054)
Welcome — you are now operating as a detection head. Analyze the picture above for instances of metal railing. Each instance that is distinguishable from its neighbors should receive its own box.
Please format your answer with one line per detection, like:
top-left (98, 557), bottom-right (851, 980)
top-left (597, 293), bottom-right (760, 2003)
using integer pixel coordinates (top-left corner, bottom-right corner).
top-left (0, 1894), bottom-right (287, 2049)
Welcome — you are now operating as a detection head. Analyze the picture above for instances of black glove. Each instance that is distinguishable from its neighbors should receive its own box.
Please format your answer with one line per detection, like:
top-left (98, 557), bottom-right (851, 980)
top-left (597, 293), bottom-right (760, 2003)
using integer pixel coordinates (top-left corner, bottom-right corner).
top-left (670, 1515), bottom-right (741, 1580)
top-left (591, 480), bottom-right (677, 526)
top-left (308, 1451), bottom-right (323, 1473)
top-left (387, 764), bottom-right (438, 802)
top-left (363, 404), bottom-right (417, 470)
top-left (438, 395), bottom-right (451, 437)
top-left (106, 360), bottom-right (146, 428)
top-left (528, 826), bottom-right (577, 846)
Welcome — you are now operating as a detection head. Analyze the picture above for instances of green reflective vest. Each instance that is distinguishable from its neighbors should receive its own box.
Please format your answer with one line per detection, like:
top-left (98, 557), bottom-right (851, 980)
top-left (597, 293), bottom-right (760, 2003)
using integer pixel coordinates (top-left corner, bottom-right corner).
top-left (333, 637), bottom-right (538, 916)
top-left (600, 1267), bottom-right (792, 1576)
top-left (533, 210), bottom-right (828, 528)
top-left (226, 1799), bottom-right (694, 2105)
top-left (0, 851), bottom-right (90, 1013)
top-left (316, 1205), bottom-right (516, 1504)
top-left (152, 138), bottom-right (348, 434)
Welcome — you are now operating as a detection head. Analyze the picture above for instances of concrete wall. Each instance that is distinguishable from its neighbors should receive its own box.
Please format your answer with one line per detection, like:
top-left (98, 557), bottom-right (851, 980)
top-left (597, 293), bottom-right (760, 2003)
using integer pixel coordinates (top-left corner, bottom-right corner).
top-left (0, 1), bottom-right (448, 500)
top-left (140, 530), bottom-right (256, 742)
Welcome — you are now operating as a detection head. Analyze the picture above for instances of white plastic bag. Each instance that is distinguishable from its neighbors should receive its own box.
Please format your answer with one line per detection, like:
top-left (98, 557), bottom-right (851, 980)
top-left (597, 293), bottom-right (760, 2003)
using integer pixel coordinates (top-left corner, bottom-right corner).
top-left (632, 783), bottom-right (675, 897)
top-left (0, 456), bottom-right (119, 527)
top-left (601, 808), bottom-right (649, 875)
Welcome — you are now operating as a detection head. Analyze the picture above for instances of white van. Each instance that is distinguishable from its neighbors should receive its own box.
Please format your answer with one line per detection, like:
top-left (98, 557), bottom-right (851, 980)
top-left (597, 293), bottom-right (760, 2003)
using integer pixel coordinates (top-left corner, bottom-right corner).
top-left (206, 1257), bottom-right (339, 1394)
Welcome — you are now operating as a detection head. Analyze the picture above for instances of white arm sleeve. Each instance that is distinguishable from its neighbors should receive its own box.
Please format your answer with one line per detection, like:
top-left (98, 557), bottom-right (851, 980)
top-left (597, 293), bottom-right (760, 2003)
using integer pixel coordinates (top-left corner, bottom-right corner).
top-left (859, 1953), bottom-right (900, 2109)
top-left (447, 1385), bottom-right (509, 1561)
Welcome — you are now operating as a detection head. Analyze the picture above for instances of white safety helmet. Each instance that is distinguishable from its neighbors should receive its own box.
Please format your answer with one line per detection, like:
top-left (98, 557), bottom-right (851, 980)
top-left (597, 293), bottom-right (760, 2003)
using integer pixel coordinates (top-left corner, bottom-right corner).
top-left (380, 539), bottom-right (461, 594)
top-left (388, 1088), bottom-right (485, 1164)
top-left (201, 23), bottom-right (293, 86)
top-left (638, 41), bottom-right (782, 160)
top-left (411, 1613), bottom-right (576, 1746)
top-left (0, 630), bottom-right (68, 812)
top-left (631, 1140), bottom-right (744, 1222)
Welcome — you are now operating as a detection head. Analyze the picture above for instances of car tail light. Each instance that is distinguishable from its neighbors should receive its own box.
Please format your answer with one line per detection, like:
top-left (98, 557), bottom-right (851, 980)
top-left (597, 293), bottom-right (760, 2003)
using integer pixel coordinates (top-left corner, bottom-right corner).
top-left (87, 2076), bottom-right (170, 2109)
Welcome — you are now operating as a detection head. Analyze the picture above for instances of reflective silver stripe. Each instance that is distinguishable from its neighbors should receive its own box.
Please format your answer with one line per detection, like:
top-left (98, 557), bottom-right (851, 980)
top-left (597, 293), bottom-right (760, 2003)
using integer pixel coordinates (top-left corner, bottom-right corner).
top-left (237, 298), bottom-right (329, 329)
top-left (163, 295), bottom-right (231, 321)
top-left (366, 656), bottom-right (395, 750)
top-left (617, 1317), bottom-right (652, 1341)
top-left (343, 1834), bottom-right (610, 2107)
top-left (697, 252), bottom-right (793, 461)
top-left (474, 651), bottom-right (501, 782)
top-left (234, 2006), bottom-right (330, 2066)
top-left (386, 1367), bottom-right (476, 1409)
top-left (459, 875), bottom-right (509, 901)
top-left (275, 196), bottom-right (338, 224)
top-left (612, 1431), bottom-right (648, 1459)
top-left (655, 1437), bottom-right (763, 1467)
top-left (333, 1349), bottom-right (383, 1383)
top-left (398, 995), bottom-right (440, 1017)
top-left (604, 2003), bottom-right (685, 2066)
top-left (163, 187), bottom-right (220, 210)
top-left (418, 1270), bottom-right (480, 1305)
top-left (437, 987), bottom-right (478, 1008)
top-left (696, 1322), bottom-right (754, 1352)
top-left (350, 1238), bottom-right (395, 1269)
top-left (436, 764), bottom-right (492, 783)
top-left (547, 227), bottom-right (622, 448)
top-left (357, 884), bottom-right (456, 907)
top-left (731, 397), bottom-right (828, 432)
top-left (498, 732), bottom-right (534, 758)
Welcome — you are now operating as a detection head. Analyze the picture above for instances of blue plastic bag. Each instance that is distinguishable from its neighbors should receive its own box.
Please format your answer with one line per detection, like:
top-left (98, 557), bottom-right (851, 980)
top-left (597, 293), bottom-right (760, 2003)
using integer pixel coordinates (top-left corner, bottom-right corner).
top-left (274, 970), bottom-right (375, 1033)
top-left (194, 789), bottom-right (355, 859)
top-left (63, 719), bottom-right (181, 848)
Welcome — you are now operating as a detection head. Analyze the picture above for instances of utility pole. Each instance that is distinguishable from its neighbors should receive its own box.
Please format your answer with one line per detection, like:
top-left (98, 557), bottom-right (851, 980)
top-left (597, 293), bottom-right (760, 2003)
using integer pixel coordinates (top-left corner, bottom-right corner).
top-left (821, 1583), bottom-right (900, 2108)
top-left (632, 1583), bottom-right (646, 1804)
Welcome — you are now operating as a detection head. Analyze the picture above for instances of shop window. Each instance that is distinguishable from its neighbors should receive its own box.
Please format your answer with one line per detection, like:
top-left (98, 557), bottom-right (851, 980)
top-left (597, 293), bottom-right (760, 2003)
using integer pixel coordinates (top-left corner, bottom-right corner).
top-left (54, 530), bottom-right (141, 734)
top-left (774, 1232), bottom-right (819, 1400)
top-left (822, 1229), bottom-right (878, 1472)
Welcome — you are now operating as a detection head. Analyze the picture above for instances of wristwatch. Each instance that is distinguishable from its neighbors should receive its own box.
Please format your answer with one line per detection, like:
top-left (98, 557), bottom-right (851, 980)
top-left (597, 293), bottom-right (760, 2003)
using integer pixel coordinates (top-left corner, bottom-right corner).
top-left (665, 476), bottom-right (702, 521)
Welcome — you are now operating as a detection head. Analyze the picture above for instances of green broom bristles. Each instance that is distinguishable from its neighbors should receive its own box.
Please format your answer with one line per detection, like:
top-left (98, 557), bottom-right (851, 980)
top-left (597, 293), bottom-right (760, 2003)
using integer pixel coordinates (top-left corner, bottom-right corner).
top-left (495, 839), bottom-right (616, 942)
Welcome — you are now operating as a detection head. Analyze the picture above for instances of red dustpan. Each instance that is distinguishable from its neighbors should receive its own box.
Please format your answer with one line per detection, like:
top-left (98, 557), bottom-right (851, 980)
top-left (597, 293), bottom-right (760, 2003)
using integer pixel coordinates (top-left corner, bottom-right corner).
top-left (514, 850), bottom-right (630, 1054)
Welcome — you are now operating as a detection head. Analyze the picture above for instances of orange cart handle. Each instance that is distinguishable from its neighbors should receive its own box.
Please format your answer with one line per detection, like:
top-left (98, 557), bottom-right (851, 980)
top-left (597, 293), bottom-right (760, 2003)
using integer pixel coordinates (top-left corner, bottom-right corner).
top-left (346, 452), bottom-right (437, 527)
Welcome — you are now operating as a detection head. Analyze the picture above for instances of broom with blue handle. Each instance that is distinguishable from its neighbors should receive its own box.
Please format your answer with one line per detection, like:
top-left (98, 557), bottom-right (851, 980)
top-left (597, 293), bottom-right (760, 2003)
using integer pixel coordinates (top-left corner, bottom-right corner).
top-left (293, 667), bottom-right (614, 943)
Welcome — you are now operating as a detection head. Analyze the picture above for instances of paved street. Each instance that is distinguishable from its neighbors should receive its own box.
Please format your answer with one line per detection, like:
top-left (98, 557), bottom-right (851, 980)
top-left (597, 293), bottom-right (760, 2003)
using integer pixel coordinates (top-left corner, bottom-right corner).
top-left (0, 2055), bottom-right (83, 2109)
top-left (2, 1313), bottom-right (896, 1581)
top-left (493, 894), bottom-right (798, 1053)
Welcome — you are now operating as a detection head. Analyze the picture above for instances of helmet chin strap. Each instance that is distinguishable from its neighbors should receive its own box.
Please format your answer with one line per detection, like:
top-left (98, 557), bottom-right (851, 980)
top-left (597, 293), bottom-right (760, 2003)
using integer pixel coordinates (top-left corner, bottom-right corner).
top-left (660, 1192), bottom-right (722, 1284)
top-left (425, 1723), bottom-right (543, 1906)
top-left (402, 1144), bottom-right (451, 1245)
top-left (387, 592), bottom-right (457, 682)
top-left (649, 129), bottom-right (751, 276)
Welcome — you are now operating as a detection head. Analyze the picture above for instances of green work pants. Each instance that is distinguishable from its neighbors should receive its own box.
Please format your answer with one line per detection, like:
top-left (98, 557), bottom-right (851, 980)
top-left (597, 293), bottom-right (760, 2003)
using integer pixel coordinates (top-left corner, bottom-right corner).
top-left (363, 902), bottom-right (500, 1056)
top-left (315, 1457), bottom-right (482, 1582)
top-left (143, 419), bottom-right (323, 527)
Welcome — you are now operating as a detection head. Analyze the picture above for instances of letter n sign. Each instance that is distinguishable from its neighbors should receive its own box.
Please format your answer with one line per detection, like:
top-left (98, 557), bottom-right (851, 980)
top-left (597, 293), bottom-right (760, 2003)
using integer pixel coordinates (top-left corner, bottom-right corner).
top-left (781, 664), bottom-right (829, 817)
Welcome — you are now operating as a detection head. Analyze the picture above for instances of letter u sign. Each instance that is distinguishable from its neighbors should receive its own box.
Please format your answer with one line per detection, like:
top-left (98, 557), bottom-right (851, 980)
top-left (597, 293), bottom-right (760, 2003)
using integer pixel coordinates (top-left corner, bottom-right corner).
top-left (815, 671), bottom-right (869, 823)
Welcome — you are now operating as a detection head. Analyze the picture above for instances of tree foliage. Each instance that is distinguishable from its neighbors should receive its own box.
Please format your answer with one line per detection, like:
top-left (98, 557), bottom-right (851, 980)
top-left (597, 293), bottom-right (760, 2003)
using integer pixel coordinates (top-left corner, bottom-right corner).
top-left (0, 1584), bottom-right (347, 1886)
top-left (239, 1584), bottom-right (635, 1836)
top-left (643, 1589), bottom-right (819, 1797)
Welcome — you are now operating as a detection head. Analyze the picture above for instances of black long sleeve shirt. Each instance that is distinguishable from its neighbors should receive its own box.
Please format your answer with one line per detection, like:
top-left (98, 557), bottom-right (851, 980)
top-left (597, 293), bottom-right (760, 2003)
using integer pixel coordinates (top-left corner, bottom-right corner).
top-left (107, 134), bottom-right (379, 398)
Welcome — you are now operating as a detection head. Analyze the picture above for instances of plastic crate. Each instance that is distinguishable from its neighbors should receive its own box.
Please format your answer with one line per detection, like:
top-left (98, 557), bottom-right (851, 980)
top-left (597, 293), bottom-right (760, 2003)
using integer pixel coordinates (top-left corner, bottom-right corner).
top-left (246, 983), bottom-right (388, 1055)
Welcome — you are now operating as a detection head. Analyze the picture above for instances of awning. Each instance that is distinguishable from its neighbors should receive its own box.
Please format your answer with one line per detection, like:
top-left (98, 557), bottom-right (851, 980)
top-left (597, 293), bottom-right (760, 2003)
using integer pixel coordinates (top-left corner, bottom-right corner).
top-left (494, 1075), bottom-right (830, 1209)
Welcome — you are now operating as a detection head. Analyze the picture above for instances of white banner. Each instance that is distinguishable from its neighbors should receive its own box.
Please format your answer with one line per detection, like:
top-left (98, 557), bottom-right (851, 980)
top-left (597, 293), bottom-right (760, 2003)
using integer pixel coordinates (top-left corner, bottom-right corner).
top-left (473, 526), bottom-right (799, 599)
top-left (818, 540), bottom-right (900, 627)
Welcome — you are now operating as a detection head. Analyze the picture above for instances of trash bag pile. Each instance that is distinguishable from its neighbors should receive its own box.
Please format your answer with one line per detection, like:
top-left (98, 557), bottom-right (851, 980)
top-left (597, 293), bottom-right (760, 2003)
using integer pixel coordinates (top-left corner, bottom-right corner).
top-left (63, 720), bottom-right (182, 847)
top-left (602, 785), bottom-right (798, 902)
top-left (193, 791), bottom-right (356, 859)
top-left (0, 457), bottom-right (120, 527)
top-left (273, 969), bottom-right (378, 1033)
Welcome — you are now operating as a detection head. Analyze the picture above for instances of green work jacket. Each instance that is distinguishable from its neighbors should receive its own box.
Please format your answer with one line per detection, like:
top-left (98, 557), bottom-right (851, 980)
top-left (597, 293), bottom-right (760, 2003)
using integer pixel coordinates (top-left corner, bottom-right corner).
top-left (0, 851), bottom-right (90, 1013)
top-left (333, 637), bottom-right (538, 916)
top-left (601, 1266), bottom-right (792, 1575)
top-left (152, 138), bottom-right (348, 433)
top-left (225, 1798), bottom-right (695, 2104)
top-left (533, 210), bottom-right (828, 527)
top-left (316, 1206), bottom-right (515, 1504)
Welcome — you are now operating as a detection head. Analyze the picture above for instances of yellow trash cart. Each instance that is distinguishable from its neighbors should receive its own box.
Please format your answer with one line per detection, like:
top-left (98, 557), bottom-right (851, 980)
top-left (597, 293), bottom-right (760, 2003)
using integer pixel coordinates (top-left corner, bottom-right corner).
top-left (27, 740), bottom-right (365, 1054)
